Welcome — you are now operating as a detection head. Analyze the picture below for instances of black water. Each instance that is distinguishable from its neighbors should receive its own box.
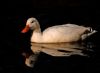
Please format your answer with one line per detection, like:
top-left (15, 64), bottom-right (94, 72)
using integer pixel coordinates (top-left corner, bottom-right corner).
top-left (1, 2), bottom-right (100, 72)
top-left (1, 16), bottom-right (100, 73)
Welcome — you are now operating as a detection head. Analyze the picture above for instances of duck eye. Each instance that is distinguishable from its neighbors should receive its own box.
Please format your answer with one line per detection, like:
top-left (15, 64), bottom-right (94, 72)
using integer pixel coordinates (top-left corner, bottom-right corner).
top-left (31, 21), bottom-right (34, 23)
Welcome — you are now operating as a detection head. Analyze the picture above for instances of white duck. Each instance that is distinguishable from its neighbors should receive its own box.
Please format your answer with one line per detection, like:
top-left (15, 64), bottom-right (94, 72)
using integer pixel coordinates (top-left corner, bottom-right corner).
top-left (21, 17), bottom-right (97, 43)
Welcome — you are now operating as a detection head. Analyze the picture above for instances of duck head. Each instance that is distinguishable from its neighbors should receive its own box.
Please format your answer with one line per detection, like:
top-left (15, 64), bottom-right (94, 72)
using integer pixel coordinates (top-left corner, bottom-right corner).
top-left (21, 17), bottom-right (40, 33)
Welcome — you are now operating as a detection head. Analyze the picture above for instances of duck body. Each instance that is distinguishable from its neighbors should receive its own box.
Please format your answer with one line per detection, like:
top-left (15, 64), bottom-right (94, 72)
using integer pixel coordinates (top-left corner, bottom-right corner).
top-left (21, 17), bottom-right (97, 43)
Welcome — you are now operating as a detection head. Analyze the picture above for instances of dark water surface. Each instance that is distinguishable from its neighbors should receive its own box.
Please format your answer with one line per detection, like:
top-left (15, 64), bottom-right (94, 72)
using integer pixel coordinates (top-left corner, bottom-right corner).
top-left (1, 37), bottom-right (100, 73)
top-left (1, 20), bottom-right (100, 73)
top-left (0, 5), bottom-right (99, 73)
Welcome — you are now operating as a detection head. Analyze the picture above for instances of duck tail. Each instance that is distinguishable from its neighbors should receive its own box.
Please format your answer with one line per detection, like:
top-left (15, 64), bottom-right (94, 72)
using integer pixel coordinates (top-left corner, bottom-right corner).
top-left (87, 27), bottom-right (97, 36)
top-left (82, 27), bottom-right (97, 40)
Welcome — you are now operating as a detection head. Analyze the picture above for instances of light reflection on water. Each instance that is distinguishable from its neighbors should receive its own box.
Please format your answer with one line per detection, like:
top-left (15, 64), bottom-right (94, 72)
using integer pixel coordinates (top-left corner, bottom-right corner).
top-left (23, 42), bottom-right (95, 67)
top-left (31, 42), bottom-right (94, 56)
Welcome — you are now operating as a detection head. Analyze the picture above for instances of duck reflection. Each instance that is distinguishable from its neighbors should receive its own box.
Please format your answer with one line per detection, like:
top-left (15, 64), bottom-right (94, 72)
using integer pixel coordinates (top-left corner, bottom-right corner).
top-left (23, 42), bottom-right (94, 67)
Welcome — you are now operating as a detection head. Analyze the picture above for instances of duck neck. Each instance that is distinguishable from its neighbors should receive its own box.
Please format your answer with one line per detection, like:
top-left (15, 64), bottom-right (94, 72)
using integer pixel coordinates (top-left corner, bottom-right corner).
top-left (34, 21), bottom-right (42, 35)
top-left (31, 24), bottom-right (43, 43)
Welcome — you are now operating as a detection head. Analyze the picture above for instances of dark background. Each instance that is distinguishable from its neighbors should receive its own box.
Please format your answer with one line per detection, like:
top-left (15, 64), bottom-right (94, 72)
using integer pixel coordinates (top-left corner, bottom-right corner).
top-left (0, 0), bottom-right (100, 73)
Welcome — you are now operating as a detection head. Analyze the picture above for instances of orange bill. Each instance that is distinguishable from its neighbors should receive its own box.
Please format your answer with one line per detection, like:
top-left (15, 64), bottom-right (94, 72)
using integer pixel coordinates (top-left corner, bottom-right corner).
top-left (21, 25), bottom-right (30, 33)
